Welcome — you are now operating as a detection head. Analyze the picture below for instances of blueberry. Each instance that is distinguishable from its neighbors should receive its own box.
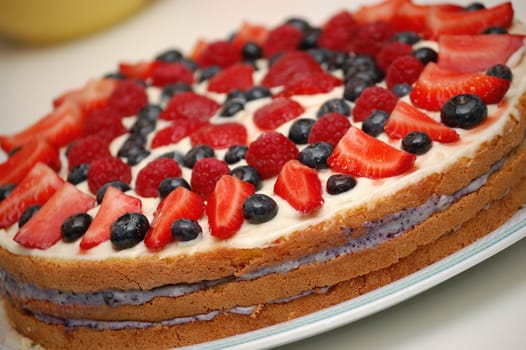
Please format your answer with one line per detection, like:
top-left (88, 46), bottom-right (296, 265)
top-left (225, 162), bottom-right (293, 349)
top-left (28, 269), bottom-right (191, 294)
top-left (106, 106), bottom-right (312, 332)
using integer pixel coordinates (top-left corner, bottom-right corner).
top-left (130, 116), bottom-right (156, 136)
top-left (158, 151), bottom-right (185, 165)
top-left (158, 177), bottom-right (191, 198)
top-left (161, 82), bottom-right (193, 104)
top-left (343, 76), bottom-right (374, 102)
top-left (307, 48), bottom-right (332, 65)
top-left (137, 104), bottom-right (162, 121)
top-left (220, 99), bottom-right (245, 117)
top-left (326, 174), bottom-right (357, 195)
top-left (285, 17), bottom-right (312, 32)
top-left (268, 52), bottom-right (285, 67)
top-left (242, 42), bottom-right (263, 61)
top-left (391, 31), bottom-right (421, 45)
top-left (110, 213), bottom-right (150, 250)
top-left (224, 145), bottom-right (248, 164)
top-left (118, 134), bottom-right (147, 158)
top-left (183, 145), bottom-right (215, 168)
top-left (401, 131), bottom-right (432, 155)
top-left (463, 2), bottom-right (485, 11)
top-left (179, 57), bottom-right (199, 72)
top-left (288, 118), bottom-right (315, 144)
top-left (482, 26), bottom-right (508, 34)
top-left (298, 142), bottom-right (334, 169)
top-left (411, 47), bottom-right (438, 65)
top-left (171, 219), bottom-right (202, 242)
top-left (230, 165), bottom-right (262, 190)
top-left (67, 163), bottom-right (90, 185)
top-left (96, 181), bottom-right (132, 204)
top-left (317, 98), bottom-right (351, 118)
top-left (486, 64), bottom-right (512, 81)
top-left (225, 89), bottom-right (247, 102)
top-left (441, 94), bottom-right (487, 129)
top-left (343, 55), bottom-right (383, 83)
top-left (126, 147), bottom-right (151, 166)
top-left (18, 205), bottom-right (41, 227)
top-left (0, 183), bottom-right (16, 202)
top-left (246, 86), bottom-right (272, 101)
top-left (362, 110), bottom-right (389, 137)
top-left (391, 83), bottom-right (412, 97)
top-left (243, 193), bottom-right (278, 224)
top-left (155, 48), bottom-right (183, 62)
top-left (61, 213), bottom-right (92, 242)
top-left (198, 66), bottom-right (222, 82)
top-left (104, 72), bottom-right (126, 80)
top-left (299, 28), bottom-right (321, 50)
top-left (326, 51), bottom-right (350, 71)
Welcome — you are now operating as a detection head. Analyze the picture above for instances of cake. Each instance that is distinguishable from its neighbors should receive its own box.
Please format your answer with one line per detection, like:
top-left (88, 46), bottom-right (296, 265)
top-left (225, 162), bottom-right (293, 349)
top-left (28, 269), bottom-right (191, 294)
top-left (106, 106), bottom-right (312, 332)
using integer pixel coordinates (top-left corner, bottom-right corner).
top-left (0, 0), bottom-right (525, 349)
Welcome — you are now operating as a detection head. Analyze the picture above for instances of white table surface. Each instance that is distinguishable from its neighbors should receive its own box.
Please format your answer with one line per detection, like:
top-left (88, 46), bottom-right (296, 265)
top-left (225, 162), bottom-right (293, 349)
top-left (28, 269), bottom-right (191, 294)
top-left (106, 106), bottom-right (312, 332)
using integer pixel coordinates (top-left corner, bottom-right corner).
top-left (1, 0), bottom-right (525, 349)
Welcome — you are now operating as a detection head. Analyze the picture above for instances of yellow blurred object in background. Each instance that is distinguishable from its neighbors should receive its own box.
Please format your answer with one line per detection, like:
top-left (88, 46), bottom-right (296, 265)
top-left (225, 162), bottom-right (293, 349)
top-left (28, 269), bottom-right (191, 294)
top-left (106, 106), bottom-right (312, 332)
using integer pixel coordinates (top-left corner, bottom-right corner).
top-left (0, 0), bottom-right (147, 45)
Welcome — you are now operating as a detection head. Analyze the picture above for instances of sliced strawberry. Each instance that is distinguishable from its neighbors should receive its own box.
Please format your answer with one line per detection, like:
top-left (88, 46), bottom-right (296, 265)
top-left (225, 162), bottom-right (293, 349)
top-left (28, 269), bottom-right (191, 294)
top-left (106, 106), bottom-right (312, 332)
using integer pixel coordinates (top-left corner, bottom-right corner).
top-left (353, 0), bottom-right (407, 24)
top-left (118, 60), bottom-right (159, 81)
top-left (253, 97), bottom-right (305, 130)
top-left (385, 100), bottom-right (460, 143)
top-left (159, 91), bottom-right (221, 122)
top-left (14, 183), bottom-right (95, 249)
top-left (0, 163), bottom-right (64, 229)
top-left (207, 63), bottom-right (255, 93)
top-left (0, 138), bottom-right (61, 186)
top-left (438, 34), bottom-right (525, 73)
top-left (425, 2), bottom-right (514, 39)
top-left (391, 1), bottom-right (462, 34)
top-left (206, 175), bottom-right (255, 239)
top-left (275, 71), bottom-right (342, 98)
top-left (151, 119), bottom-right (208, 148)
top-left (231, 22), bottom-right (269, 52)
top-left (261, 51), bottom-right (323, 88)
top-left (145, 187), bottom-right (204, 250)
top-left (410, 62), bottom-right (510, 111)
top-left (190, 122), bottom-right (248, 149)
top-left (79, 186), bottom-right (142, 250)
top-left (194, 40), bottom-right (241, 68)
top-left (274, 159), bottom-right (324, 215)
top-left (262, 24), bottom-right (303, 58)
top-left (151, 62), bottom-right (195, 87)
top-left (0, 101), bottom-right (82, 153)
top-left (328, 126), bottom-right (416, 178)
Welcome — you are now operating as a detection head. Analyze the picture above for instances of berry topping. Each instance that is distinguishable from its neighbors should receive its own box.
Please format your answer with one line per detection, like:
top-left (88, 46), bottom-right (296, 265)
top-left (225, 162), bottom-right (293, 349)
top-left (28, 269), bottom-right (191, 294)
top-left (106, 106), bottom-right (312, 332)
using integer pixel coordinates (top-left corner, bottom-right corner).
top-left (440, 94), bottom-right (488, 129)
top-left (155, 48), bottom-right (183, 62)
top-left (151, 119), bottom-right (207, 149)
top-left (14, 183), bottom-right (95, 249)
top-left (391, 83), bottom-right (413, 97)
top-left (308, 113), bottom-right (351, 146)
top-left (385, 100), bottom-right (460, 143)
top-left (326, 174), bottom-right (357, 195)
top-left (61, 213), bottom-right (92, 243)
top-left (328, 126), bottom-right (416, 179)
top-left (483, 26), bottom-right (508, 34)
top-left (288, 118), bottom-right (315, 144)
top-left (110, 213), bottom-right (150, 250)
top-left (207, 63), bottom-right (255, 93)
top-left (343, 54), bottom-right (383, 83)
top-left (351, 21), bottom-right (395, 58)
top-left (317, 10), bottom-right (359, 52)
top-left (262, 24), bottom-right (303, 58)
top-left (18, 205), bottom-right (41, 228)
top-left (107, 80), bottom-right (148, 117)
top-left (183, 145), bottom-right (215, 168)
top-left (190, 158), bottom-right (231, 200)
top-left (376, 41), bottom-right (413, 72)
top-left (206, 175), bottom-right (255, 239)
top-left (194, 40), bottom-right (240, 68)
top-left (262, 51), bottom-right (323, 88)
top-left (67, 135), bottom-right (111, 170)
top-left (145, 187), bottom-right (204, 250)
top-left (230, 165), bottom-right (262, 190)
top-left (82, 107), bottom-right (127, 142)
top-left (118, 60), bottom-right (158, 80)
top-left (231, 22), bottom-right (269, 52)
top-left (274, 159), bottom-right (324, 215)
top-left (276, 71), bottom-right (342, 97)
top-left (246, 86), bottom-right (272, 101)
top-left (171, 219), bottom-right (203, 242)
top-left (243, 193), bottom-right (278, 224)
top-left (245, 131), bottom-right (299, 179)
top-left (158, 177), bottom-right (191, 199)
top-left (87, 156), bottom-right (132, 195)
top-left (159, 91), bottom-right (220, 122)
top-left (224, 145), bottom-right (248, 164)
top-left (135, 158), bottom-right (182, 198)
top-left (220, 99), bottom-right (245, 117)
top-left (401, 131), bottom-right (433, 155)
top-left (190, 122), bottom-right (248, 150)
top-left (161, 82), bottom-right (193, 103)
top-left (385, 55), bottom-right (424, 89)
top-left (362, 110), bottom-right (390, 137)
top-left (486, 64), bottom-right (513, 81)
top-left (151, 62), bottom-right (195, 87)
top-left (411, 47), bottom-right (438, 65)
top-left (353, 0), bottom-right (405, 24)
top-left (80, 186), bottom-right (142, 250)
top-left (353, 86), bottom-right (398, 122)
top-left (96, 181), bottom-right (131, 204)
top-left (391, 1), bottom-right (462, 34)
top-left (298, 142), bottom-right (334, 169)
top-left (67, 164), bottom-right (90, 185)
top-left (343, 76), bottom-right (375, 102)
top-left (253, 97), bottom-right (305, 130)
top-left (410, 63), bottom-right (510, 111)
top-left (0, 184), bottom-right (16, 202)
top-left (391, 31), bottom-right (421, 45)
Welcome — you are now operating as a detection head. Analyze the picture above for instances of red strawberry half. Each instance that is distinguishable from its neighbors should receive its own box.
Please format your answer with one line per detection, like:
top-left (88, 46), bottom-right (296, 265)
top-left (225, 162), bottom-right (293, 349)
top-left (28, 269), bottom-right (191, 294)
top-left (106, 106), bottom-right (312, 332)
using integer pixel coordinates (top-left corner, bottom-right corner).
top-left (328, 126), bottom-right (416, 178)
top-left (145, 187), bottom-right (204, 251)
top-left (151, 119), bottom-right (208, 149)
top-left (253, 97), bottom-right (305, 130)
top-left (207, 63), bottom-right (255, 94)
top-left (206, 175), bottom-right (255, 239)
top-left (14, 183), bottom-right (95, 249)
top-left (385, 100), bottom-right (459, 143)
top-left (190, 122), bottom-right (248, 149)
top-left (274, 159), bottom-right (324, 215)
top-left (276, 71), bottom-right (342, 98)
top-left (118, 60), bottom-right (159, 81)
top-left (261, 51), bottom-right (323, 88)
top-left (410, 63), bottom-right (510, 111)
top-left (353, 0), bottom-right (406, 24)
top-left (391, 1), bottom-right (462, 34)
top-left (159, 91), bottom-right (220, 122)
top-left (231, 22), bottom-right (269, 52)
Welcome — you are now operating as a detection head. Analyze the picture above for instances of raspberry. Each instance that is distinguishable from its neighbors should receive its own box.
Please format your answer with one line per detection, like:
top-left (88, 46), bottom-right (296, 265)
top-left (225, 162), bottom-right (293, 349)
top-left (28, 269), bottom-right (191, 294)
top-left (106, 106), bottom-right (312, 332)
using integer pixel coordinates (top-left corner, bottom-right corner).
top-left (352, 86), bottom-right (398, 122)
top-left (253, 97), bottom-right (305, 130)
top-left (83, 108), bottom-right (127, 142)
top-left (190, 158), bottom-right (231, 199)
top-left (318, 10), bottom-right (359, 52)
top-left (385, 55), bottom-right (424, 89)
top-left (151, 62), bottom-right (195, 87)
top-left (67, 135), bottom-right (111, 170)
top-left (245, 131), bottom-right (299, 179)
top-left (207, 63), bottom-right (255, 93)
top-left (151, 119), bottom-right (208, 148)
top-left (190, 122), bottom-right (248, 150)
top-left (107, 80), bottom-right (148, 117)
top-left (159, 91), bottom-right (220, 122)
top-left (262, 24), bottom-right (303, 58)
top-left (262, 51), bottom-right (322, 88)
top-left (308, 113), bottom-right (351, 146)
top-left (87, 156), bottom-right (132, 194)
top-left (195, 40), bottom-right (240, 68)
top-left (276, 71), bottom-right (342, 98)
top-left (376, 42), bottom-right (413, 72)
top-left (135, 158), bottom-right (182, 198)
top-left (351, 22), bottom-right (395, 58)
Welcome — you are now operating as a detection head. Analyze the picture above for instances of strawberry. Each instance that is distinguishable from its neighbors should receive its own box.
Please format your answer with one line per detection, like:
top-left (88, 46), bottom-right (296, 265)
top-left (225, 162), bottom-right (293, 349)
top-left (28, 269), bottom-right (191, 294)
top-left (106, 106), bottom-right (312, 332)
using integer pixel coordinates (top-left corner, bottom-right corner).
top-left (207, 63), bottom-right (255, 93)
top-left (194, 40), bottom-right (241, 68)
top-left (144, 186), bottom-right (204, 250)
top-left (438, 34), bottom-right (525, 73)
top-left (206, 175), bottom-right (255, 239)
top-left (0, 101), bottom-right (82, 153)
top-left (425, 2), bottom-right (514, 39)
top-left (274, 159), bottom-right (323, 215)
top-left (328, 126), bottom-right (416, 178)
top-left (253, 97), bottom-right (305, 130)
top-left (159, 91), bottom-right (221, 122)
top-left (231, 22), bottom-right (269, 52)
top-left (353, 0), bottom-right (406, 24)
top-left (261, 51), bottom-right (323, 88)
top-left (385, 100), bottom-right (460, 143)
top-left (0, 138), bottom-right (61, 186)
top-left (151, 62), bottom-right (195, 87)
top-left (317, 10), bottom-right (359, 52)
top-left (14, 183), bottom-right (95, 249)
top-left (391, 1), bottom-right (462, 34)
top-left (410, 62), bottom-right (510, 111)
top-left (262, 24), bottom-right (303, 58)
top-left (79, 186), bottom-right (142, 250)
top-left (190, 122), bottom-right (248, 149)
top-left (0, 163), bottom-right (64, 229)
top-left (118, 60), bottom-right (159, 81)
top-left (275, 71), bottom-right (342, 98)
top-left (151, 119), bottom-right (208, 148)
